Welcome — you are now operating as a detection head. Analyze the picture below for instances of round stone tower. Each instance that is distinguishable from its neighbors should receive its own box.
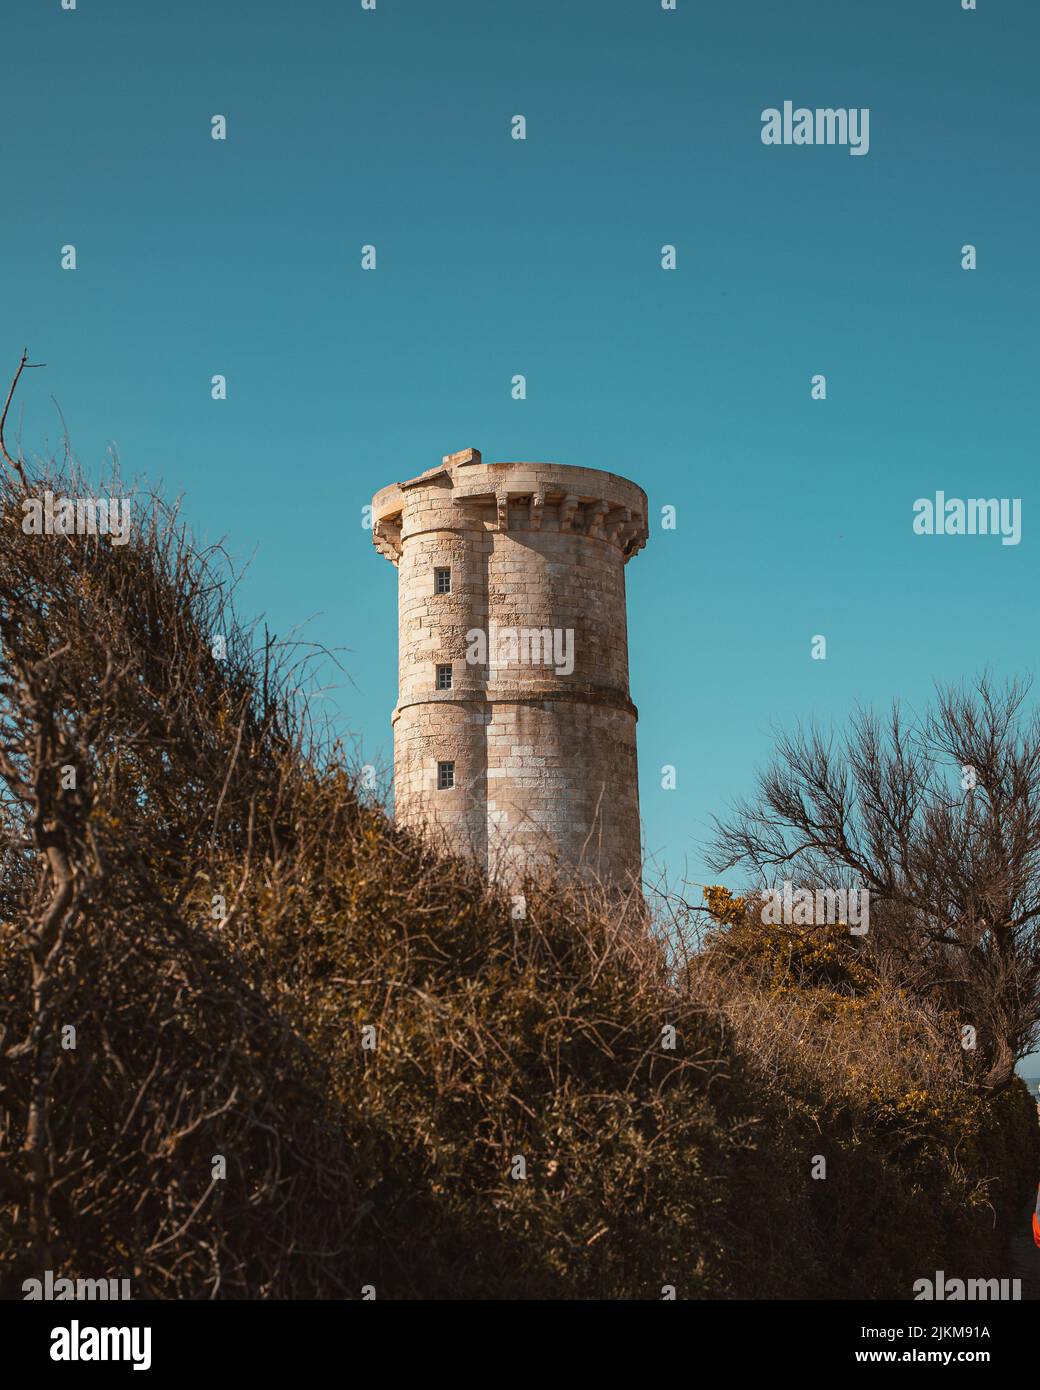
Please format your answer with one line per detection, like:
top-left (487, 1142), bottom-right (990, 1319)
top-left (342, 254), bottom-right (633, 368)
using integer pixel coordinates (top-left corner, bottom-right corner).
top-left (371, 448), bottom-right (648, 888)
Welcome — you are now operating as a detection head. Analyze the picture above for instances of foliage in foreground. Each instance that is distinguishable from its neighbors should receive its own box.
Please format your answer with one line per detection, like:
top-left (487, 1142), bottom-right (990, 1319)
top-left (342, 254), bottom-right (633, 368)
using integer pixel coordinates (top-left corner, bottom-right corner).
top-left (0, 460), bottom-right (1036, 1298)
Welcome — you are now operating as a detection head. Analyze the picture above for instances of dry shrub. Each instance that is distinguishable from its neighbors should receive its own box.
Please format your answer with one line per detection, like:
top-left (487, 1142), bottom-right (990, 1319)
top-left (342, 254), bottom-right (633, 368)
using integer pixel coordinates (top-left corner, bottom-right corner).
top-left (214, 825), bottom-right (779, 1297)
top-left (0, 461), bottom-right (361, 1297)
top-left (692, 889), bottom-right (1039, 1296)
top-left (0, 460), bottom-right (764, 1298)
top-left (0, 451), bottom-right (1035, 1300)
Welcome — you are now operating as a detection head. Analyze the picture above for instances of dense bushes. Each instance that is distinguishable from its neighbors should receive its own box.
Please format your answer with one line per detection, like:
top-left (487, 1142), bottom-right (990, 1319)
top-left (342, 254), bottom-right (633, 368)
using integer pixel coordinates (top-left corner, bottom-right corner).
top-left (694, 889), bottom-right (1039, 1296)
top-left (0, 460), bottom-right (1036, 1298)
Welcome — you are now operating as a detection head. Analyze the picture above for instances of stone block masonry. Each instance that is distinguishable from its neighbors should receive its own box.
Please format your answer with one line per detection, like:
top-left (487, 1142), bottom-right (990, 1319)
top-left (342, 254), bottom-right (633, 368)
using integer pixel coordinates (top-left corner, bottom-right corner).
top-left (372, 450), bottom-right (649, 888)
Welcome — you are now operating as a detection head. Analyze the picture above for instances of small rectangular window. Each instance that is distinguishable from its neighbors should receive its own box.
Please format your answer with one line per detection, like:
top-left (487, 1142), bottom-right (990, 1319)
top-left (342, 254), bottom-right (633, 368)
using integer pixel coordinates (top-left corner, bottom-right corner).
top-left (434, 567), bottom-right (451, 594)
top-left (437, 761), bottom-right (455, 790)
top-left (436, 663), bottom-right (453, 690)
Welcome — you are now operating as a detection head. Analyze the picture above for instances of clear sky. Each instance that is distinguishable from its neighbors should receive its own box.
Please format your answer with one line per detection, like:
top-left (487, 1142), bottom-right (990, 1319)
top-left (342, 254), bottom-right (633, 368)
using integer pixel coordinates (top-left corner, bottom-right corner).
top-left (4, 0), bottom-right (1038, 1069)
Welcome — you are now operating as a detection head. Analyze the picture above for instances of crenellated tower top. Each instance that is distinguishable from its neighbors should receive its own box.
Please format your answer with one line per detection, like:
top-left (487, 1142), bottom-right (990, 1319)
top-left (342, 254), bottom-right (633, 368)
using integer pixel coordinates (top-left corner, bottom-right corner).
top-left (372, 449), bottom-right (649, 568)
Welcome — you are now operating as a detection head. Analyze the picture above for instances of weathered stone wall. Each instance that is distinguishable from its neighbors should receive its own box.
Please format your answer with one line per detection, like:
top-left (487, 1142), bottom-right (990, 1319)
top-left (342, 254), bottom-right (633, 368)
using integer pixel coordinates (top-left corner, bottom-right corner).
top-left (372, 449), bottom-right (648, 887)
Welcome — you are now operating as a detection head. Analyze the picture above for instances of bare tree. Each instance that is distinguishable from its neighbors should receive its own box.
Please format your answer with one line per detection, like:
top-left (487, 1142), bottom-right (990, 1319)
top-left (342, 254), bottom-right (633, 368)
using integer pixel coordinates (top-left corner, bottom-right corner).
top-left (710, 677), bottom-right (1040, 1094)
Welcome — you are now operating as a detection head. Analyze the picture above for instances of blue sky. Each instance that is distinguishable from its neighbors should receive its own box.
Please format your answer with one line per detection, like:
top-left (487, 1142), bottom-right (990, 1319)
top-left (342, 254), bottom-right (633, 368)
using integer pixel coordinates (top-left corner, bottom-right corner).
top-left (4, 0), bottom-right (1039, 1069)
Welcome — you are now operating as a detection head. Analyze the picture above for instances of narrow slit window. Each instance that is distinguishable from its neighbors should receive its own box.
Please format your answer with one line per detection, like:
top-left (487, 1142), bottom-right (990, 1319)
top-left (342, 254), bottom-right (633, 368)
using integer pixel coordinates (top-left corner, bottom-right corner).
top-left (436, 663), bottom-right (453, 690)
top-left (434, 567), bottom-right (451, 594)
top-left (437, 761), bottom-right (455, 790)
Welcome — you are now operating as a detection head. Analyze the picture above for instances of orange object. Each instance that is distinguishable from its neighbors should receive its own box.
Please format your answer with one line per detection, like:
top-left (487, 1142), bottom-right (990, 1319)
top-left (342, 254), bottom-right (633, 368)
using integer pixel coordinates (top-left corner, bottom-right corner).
top-left (1033, 1185), bottom-right (1040, 1249)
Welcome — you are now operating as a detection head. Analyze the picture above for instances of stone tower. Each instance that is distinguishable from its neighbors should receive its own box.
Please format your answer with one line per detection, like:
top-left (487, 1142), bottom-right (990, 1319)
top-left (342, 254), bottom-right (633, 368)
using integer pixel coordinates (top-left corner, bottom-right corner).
top-left (372, 449), bottom-right (648, 888)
